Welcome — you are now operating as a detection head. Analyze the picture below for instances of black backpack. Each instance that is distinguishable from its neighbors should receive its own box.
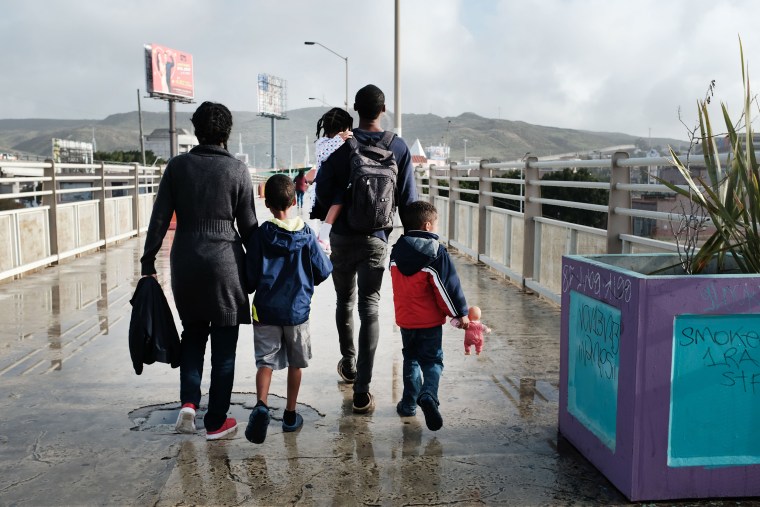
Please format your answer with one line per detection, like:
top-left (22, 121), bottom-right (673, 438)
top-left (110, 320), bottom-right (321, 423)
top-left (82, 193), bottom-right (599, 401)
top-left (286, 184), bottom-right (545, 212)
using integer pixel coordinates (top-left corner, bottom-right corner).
top-left (345, 131), bottom-right (398, 232)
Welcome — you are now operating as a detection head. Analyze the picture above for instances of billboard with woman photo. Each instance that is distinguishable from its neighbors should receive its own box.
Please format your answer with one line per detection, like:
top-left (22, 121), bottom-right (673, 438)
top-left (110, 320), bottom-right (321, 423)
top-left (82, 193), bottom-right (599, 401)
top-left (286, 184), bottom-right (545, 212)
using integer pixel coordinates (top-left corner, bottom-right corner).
top-left (144, 44), bottom-right (194, 99)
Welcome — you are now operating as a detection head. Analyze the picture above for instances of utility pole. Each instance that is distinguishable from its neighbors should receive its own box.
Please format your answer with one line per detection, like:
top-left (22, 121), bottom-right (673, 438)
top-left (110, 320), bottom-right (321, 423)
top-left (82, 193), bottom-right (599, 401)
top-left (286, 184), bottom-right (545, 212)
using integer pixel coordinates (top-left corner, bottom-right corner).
top-left (137, 89), bottom-right (146, 165)
top-left (445, 120), bottom-right (451, 164)
top-left (169, 99), bottom-right (177, 158)
top-left (394, 0), bottom-right (401, 136)
top-left (270, 117), bottom-right (276, 169)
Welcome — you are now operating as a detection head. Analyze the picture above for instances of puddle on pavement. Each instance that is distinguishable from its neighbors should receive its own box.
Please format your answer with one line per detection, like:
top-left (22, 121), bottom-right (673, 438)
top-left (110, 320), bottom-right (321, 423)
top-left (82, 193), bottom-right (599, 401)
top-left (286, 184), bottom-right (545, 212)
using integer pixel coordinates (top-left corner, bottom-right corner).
top-left (491, 376), bottom-right (559, 417)
top-left (128, 392), bottom-right (324, 432)
top-left (0, 240), bottom-right (144, 379)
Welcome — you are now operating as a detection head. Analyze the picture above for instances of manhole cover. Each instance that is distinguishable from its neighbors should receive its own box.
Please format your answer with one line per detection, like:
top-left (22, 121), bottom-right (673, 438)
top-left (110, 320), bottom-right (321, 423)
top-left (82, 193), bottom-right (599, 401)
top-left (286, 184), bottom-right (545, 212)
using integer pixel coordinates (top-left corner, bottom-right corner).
top-left (128, 392), bottom-right (323, 432)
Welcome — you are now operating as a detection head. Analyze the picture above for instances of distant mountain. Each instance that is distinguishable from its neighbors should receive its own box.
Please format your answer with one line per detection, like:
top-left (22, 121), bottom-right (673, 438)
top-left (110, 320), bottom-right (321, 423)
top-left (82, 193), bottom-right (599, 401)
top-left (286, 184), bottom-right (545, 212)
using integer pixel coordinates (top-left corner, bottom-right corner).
top-left (0, 108), bottom-right (685, 163)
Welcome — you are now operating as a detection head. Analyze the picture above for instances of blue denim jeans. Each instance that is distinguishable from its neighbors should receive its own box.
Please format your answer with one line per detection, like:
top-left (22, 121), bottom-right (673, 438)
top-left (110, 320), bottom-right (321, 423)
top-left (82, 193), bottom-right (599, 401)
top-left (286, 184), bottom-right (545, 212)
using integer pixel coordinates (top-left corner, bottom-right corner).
top-left (399, 326), bottom-right (444, 412)
top-left (330, 233), bottom-right (388, 394)
top-left (179, 321), bottom-right (239, 431)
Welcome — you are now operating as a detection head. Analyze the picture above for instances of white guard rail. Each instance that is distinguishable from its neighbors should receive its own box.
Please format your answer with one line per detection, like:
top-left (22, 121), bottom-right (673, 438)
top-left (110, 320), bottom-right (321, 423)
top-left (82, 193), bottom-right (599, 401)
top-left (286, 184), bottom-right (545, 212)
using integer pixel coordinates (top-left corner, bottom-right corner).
top-left (414, 151), bottom-right (727, 304)
top-left (0, 160), bottom-right (270, 283)
top-left (1, 151), bottom-right (725, 302)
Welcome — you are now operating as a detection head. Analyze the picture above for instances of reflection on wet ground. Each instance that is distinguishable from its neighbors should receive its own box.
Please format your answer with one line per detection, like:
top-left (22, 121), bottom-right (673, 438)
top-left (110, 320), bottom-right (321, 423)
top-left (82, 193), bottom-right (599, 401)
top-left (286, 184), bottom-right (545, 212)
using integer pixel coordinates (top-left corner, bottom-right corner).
top-left (1, 203), bottom-right (758, 505)
top-left (0, 243), bottom-right (140, 378)
top-left (492, 375), bottom-right (558, 419)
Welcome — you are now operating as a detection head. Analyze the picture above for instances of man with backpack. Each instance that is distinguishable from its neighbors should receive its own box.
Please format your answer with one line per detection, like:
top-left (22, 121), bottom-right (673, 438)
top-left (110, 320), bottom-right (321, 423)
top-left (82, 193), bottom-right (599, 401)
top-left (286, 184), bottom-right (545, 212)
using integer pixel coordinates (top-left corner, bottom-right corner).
top-left (313, 84), bottom-right (418, 413)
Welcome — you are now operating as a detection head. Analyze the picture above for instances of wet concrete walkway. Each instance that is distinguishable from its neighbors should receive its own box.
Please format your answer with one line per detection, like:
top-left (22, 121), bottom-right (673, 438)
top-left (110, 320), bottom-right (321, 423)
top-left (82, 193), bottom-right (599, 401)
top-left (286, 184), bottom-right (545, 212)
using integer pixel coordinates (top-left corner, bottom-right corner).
top-left (0, 200), bottom-right (755, 506)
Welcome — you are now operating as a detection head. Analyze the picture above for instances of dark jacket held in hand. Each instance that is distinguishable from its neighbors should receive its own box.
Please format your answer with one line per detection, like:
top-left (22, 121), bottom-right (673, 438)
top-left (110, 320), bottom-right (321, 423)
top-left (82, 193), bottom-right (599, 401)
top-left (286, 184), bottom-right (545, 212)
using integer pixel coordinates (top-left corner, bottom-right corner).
top-left (129, 276), bottom-right (181, 375)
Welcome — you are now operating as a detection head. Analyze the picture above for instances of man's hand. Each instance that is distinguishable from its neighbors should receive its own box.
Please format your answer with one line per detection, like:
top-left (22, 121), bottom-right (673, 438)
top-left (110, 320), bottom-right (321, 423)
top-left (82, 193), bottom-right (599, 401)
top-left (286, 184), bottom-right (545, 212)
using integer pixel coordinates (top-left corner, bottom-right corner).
top-left (317, 223), bottom-right (332, 254)
top-left (458, 315), bottom-right (470, 329)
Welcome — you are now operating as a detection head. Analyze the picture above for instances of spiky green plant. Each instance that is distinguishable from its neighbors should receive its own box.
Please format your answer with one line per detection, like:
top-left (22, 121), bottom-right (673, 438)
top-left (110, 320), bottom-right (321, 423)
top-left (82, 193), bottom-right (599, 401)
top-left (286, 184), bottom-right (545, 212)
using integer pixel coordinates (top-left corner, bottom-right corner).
top-left (661, 39), bottom-right (760, 274)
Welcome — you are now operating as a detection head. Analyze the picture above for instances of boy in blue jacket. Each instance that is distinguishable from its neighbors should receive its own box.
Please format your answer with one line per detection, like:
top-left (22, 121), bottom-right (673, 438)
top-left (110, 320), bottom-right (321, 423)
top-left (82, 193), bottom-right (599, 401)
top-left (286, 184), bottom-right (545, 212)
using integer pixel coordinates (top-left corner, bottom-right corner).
top-left (390, 200), bottom-right (469, 431)
top-left (244, 174), bottom-right (332, 444)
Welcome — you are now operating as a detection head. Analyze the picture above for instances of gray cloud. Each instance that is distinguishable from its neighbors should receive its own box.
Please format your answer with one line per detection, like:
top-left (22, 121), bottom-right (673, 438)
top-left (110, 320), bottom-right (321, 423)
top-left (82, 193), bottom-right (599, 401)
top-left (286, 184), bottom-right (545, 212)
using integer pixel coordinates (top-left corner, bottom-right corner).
top-left (1, 0), bottom-right (758, 139)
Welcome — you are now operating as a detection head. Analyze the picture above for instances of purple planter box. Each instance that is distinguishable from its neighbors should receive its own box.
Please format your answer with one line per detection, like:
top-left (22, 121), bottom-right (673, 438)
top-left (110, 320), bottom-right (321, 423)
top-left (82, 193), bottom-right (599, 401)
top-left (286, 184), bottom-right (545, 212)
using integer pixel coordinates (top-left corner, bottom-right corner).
top-left (559, 254), bottom-right (760, 501)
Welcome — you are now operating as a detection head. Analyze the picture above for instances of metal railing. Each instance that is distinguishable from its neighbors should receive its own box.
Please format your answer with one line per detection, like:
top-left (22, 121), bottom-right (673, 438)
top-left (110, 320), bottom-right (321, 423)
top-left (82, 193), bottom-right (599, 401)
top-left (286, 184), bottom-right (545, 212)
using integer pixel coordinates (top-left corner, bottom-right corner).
top-left (414, 151), bottom-right (724, 304)
top-left (0, 150), bottom-right (723, 302)
top-left (0, 161), bottom-right (162, 282)
top-left (0, 160), bottom-right (270, 283)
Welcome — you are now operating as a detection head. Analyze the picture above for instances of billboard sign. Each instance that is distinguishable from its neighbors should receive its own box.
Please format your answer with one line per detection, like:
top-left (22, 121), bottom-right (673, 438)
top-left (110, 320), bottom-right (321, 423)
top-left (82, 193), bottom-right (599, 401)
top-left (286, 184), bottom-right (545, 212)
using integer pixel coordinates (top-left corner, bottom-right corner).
top-left (257, 74), bottom-right (287, 118)
top-left (144, 44), bottom-right (194, 99)
top-left (52, 139), bottom-right (93, 164)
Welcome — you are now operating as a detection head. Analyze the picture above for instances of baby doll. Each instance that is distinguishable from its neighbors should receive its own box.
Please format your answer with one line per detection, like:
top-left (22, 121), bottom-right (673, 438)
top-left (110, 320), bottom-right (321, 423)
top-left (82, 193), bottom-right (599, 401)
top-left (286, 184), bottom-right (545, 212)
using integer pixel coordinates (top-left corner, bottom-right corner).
top-left (453, 306), bottom-right (491, 355)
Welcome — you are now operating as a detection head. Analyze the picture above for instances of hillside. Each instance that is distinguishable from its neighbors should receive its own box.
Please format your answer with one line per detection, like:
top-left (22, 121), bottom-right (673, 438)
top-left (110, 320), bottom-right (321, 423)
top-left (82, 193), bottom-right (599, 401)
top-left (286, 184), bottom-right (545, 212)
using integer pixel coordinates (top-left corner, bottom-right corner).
top-left (0, 108), bottom-right (684, 163)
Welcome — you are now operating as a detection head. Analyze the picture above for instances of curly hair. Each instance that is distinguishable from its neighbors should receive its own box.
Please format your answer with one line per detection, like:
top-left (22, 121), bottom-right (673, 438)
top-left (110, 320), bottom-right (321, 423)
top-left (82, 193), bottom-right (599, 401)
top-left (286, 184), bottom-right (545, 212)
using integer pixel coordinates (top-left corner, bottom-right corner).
top-left (316, 107), bottom-right (353, 139)
top-left (191, 101), bottom-right (233, 147)
top-left (265, 174), bottom-right (295, 211)
top-left (354, 84), bottom-right (385, 120)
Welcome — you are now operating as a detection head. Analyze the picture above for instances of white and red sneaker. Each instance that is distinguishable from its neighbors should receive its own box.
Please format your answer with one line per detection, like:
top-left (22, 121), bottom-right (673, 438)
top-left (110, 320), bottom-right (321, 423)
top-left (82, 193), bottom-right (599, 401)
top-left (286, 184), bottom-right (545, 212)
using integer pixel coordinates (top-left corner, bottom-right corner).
top-left (206, 417), bottom-right (238, 441)
top-left (175, 403), bottom-right (197, 434)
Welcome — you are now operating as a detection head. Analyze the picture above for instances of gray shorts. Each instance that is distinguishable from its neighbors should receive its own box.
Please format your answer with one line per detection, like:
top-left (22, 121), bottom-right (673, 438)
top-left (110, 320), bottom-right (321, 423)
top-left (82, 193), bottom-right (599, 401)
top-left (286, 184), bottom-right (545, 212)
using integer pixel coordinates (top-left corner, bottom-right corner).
top-left (253, 321), bottom-right (311, 370)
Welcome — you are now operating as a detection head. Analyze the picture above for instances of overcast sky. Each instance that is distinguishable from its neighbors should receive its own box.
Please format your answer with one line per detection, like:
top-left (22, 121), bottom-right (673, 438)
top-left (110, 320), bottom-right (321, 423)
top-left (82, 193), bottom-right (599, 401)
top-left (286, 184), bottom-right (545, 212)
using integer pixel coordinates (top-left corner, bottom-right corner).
top-left (1, 0), bottom-right (759, 140)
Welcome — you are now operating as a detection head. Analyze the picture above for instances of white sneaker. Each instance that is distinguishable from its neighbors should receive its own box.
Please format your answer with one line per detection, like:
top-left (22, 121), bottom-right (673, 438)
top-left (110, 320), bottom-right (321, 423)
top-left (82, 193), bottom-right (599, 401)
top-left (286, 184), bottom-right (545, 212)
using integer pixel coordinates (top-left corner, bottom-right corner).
top-left (175, 403), bottom-right (197, 434)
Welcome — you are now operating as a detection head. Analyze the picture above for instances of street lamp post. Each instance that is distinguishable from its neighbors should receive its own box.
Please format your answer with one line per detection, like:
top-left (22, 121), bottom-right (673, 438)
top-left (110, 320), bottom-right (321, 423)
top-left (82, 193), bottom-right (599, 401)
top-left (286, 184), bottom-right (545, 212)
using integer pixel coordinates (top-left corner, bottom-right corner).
top-left (304, 41), bottom-right (348, 111)
top-left (463, 139), bottom-right (468, 163)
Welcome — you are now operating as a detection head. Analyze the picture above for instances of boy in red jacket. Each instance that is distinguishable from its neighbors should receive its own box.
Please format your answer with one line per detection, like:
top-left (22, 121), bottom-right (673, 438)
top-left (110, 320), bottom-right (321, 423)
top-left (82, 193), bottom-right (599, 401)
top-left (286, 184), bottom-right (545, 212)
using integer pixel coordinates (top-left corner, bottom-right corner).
top-left (390, 201), bottom-right (469, 431)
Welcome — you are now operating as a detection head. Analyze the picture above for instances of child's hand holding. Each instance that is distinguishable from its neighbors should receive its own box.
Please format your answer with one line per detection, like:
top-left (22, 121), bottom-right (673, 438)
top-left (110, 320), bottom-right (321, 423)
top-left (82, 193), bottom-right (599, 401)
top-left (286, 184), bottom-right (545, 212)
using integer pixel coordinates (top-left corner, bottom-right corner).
top-left (450, 315), bottom-right (470, 329)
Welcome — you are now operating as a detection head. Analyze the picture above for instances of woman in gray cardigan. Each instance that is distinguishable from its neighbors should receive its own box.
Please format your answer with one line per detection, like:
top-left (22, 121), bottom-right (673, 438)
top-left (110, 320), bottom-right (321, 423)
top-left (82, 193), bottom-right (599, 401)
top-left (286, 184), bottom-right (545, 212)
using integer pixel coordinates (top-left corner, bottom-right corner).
top-left (141, 101), bottom-right (258, 440)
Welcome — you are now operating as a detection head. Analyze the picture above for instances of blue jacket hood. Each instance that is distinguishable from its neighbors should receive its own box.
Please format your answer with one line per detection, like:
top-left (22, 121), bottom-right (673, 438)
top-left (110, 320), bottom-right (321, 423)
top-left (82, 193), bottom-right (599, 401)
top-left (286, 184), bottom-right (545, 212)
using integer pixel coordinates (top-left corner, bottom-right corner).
top-left (259, 219), bottom-right (311, 256)
top-left (392, 231), bottom-right (441, 276)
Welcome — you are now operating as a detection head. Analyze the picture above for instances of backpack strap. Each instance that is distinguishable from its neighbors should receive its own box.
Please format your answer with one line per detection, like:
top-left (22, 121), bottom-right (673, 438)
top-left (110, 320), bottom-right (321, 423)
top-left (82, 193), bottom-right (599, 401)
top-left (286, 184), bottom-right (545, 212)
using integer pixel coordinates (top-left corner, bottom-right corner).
top-left (376, 131), bottom-right (396, 150)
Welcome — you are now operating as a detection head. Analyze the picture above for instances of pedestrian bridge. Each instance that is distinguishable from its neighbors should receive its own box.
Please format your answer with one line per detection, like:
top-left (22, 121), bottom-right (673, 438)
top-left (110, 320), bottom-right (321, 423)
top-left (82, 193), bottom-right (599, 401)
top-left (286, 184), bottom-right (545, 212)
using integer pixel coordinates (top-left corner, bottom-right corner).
top-left (0, 155), bottom-right (709, 504)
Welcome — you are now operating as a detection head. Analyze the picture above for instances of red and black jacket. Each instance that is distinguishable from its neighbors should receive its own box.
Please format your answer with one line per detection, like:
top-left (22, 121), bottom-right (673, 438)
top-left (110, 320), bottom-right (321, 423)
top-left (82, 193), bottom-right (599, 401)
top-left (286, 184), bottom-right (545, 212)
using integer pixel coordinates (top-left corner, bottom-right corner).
top-left (390, 230), bottom-right (468, 329)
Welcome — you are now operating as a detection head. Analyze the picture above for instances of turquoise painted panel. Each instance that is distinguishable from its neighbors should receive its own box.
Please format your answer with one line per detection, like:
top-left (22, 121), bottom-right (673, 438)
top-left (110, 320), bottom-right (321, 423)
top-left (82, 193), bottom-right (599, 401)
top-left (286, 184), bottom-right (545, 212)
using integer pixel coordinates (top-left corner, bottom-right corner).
top-left (669, 314), bottom-right (760, 467)
top-left (567, 290), bottom-right (620, 451)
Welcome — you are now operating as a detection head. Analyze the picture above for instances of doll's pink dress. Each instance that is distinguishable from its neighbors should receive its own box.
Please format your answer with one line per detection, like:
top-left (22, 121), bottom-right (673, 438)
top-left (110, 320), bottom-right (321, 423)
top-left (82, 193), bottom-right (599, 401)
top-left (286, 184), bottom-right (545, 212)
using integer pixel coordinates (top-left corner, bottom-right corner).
top-left (464, 320), bottom-right (490, 355)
